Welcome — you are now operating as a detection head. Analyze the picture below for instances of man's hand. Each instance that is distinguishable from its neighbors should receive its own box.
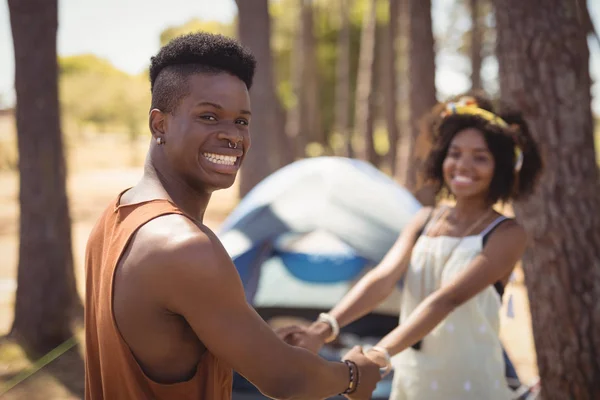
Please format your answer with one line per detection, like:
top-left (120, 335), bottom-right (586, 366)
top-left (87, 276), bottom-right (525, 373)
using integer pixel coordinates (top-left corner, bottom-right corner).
top-left (342, 346), bottom-right (382, 400)
top-left (275, 324), bottom-right (327, 354)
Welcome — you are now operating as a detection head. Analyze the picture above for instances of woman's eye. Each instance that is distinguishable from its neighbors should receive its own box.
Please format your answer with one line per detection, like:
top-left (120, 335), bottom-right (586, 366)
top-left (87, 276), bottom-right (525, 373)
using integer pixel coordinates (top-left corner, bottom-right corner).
top-left (200, 115), bottom-right (217, 121)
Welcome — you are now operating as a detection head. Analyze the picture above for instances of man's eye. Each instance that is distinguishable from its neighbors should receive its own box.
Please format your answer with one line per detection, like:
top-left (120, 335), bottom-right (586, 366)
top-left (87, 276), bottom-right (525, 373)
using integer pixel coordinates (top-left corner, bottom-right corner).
top-left (236, 119), bottom-right (249, 126)
top-left (200, 115), bottom-right (217, 121)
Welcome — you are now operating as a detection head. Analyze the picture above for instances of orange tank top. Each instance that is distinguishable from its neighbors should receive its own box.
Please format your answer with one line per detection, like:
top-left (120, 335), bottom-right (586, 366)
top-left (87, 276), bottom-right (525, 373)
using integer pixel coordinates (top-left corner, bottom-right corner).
top-left (84, 192), bottom-right (232, 399)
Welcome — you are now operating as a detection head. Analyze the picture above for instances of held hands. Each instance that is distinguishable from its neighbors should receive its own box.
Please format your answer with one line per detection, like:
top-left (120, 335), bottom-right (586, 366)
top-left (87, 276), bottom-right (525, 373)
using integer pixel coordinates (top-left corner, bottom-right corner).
top-left (274, 325), bottom-right (384, 399)
top-left (342, 346), bottom-right (382, 400)
top-left (364, 347), bottom-right (393, 378)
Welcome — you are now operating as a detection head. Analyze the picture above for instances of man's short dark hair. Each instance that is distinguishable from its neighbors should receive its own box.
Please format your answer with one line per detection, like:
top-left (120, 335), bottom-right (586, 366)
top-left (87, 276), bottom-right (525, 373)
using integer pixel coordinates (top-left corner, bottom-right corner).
top-left (149, 32), bottom-right (256, 113)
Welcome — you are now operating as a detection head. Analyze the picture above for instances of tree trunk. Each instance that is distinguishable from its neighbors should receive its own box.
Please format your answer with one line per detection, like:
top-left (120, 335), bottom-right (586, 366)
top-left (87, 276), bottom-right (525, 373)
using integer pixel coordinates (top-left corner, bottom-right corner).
top-left (301, 0), bottom-right (324, 149)
top-left (354, 0), bottom-right (378, 165)
top-left (470, 0), bottom-right (482, 91)
top-left (383, 0), bottom-right (400, 174)
top-left (236, 0), bottom-right (291, 197)
top-left (334, 0), bottom-right (353, 158)
top-left (404, 0), bottom-right (437, 205)
top-left (394, 0), bottom-right (411, 181)
top-left (286, 1), bottom-right (308, 159)
top-left (495, 1), bottom-right (600, 398)
top-left (8, 0), bottom-right (81, 357)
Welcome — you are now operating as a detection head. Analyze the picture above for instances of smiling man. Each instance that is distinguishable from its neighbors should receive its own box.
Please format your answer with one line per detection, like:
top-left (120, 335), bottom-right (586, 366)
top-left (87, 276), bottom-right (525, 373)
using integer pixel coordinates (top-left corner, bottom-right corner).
top-left (83, 33), bottom-right (380, 400)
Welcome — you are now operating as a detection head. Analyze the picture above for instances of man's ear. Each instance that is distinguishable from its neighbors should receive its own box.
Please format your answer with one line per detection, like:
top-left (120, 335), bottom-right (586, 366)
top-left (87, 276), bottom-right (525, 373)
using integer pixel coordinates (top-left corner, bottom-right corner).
top-left (149, 108), bottom-right (167, 140)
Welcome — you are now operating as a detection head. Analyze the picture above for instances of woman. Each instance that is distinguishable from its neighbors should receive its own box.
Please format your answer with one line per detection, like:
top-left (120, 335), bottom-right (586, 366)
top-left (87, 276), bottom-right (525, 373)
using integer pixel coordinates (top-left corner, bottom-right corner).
top-left (280, 94), bottom-right (543, 399)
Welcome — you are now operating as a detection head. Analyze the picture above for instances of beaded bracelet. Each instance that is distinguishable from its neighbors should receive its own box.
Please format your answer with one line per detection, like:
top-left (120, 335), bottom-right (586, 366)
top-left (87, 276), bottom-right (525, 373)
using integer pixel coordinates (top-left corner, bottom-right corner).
top-left (340, 359), bottom-right (359, 395)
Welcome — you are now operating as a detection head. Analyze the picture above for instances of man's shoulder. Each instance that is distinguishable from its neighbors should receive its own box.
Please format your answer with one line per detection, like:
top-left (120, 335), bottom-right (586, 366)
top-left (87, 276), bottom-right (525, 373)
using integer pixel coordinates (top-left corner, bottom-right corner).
top-left (134, 214), bottom-right (227, 278)
top-left (129, 214), bottom-right (238, 312)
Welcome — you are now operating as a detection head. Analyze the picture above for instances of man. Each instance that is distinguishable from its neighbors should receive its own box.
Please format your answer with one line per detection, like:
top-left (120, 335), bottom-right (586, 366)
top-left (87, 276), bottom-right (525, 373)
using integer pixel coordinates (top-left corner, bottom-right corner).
top-left (84, 32), bottom-right (381, 400)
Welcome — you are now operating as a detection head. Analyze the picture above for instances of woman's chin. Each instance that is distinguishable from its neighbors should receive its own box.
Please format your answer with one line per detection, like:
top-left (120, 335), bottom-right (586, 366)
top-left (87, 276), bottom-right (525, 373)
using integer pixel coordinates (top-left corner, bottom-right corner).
top-left (450, 188), bottom-right (487, 201)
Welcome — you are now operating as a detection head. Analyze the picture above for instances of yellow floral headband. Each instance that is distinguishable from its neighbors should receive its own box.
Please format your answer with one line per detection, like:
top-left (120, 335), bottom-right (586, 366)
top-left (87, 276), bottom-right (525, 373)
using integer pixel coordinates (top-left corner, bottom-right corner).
top-left (440, 96), bottom-right (523, 172)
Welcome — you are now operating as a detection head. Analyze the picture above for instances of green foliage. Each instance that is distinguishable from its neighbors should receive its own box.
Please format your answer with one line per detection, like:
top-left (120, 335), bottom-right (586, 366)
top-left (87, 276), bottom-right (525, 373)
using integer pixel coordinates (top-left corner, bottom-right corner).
top-left (59, 55), bottom-right (151, 138)
top-left (270, 0), bottom-right (366, 140)
top-left (160, 18), bottom-right (235, 46)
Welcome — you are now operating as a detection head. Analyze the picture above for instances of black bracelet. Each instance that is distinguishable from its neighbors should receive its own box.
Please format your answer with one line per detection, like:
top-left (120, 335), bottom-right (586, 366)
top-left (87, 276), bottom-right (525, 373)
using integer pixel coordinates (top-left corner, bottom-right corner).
top-left (340, 360), bottom-right (359, 395)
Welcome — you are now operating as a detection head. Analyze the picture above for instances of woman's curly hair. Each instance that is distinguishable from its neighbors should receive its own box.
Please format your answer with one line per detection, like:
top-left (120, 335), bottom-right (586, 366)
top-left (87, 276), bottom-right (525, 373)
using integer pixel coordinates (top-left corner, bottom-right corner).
top-left (423, 92), bottom-right (543, 204)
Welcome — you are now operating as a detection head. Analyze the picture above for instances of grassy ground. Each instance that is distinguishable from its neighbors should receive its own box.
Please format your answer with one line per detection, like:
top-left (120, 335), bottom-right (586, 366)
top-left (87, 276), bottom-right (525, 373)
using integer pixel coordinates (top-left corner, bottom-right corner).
top-left (0, 133), bottom-right (539, 399)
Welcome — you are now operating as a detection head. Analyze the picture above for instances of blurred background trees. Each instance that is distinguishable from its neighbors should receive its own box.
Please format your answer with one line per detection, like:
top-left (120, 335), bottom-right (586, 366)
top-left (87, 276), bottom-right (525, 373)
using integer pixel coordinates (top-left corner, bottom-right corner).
top-left (2, 0), bottom-right (600, 398)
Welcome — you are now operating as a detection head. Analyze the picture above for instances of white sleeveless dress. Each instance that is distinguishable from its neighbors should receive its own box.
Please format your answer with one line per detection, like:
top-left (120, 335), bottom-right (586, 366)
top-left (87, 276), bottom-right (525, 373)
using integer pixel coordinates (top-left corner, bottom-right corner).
top-left (390, 215), bottom-right (512, 400)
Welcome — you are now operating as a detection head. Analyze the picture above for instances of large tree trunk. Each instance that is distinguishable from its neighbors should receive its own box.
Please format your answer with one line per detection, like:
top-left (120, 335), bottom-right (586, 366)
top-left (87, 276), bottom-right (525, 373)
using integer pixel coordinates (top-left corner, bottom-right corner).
top-left (334, 0), bottom-right (353, 158)
top-left (354, 0), bottom-right (378, 165)
top-left (470, 0), bottom-right (482, 91)
top-left (8, 0), bottom-right (81, 357)
top-left (236, 0), bottom-right (290, 197)
top-left (404, 0), bottom-right (437, 205)
top-left (495, 1), bottom-right (600, 398)
top-left (383, 0), bottom-right (400, 174)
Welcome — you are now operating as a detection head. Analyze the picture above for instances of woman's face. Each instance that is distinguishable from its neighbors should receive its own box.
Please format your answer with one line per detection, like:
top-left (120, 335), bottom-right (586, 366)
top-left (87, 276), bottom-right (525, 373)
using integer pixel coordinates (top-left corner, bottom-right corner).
top-left (443, 127), bottom-right (495, 201)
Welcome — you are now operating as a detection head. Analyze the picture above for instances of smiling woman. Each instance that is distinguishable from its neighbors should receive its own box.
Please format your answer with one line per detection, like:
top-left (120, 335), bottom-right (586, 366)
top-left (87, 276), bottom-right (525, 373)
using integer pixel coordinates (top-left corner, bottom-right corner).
top-left (278, 93), bottom-right (545, 400)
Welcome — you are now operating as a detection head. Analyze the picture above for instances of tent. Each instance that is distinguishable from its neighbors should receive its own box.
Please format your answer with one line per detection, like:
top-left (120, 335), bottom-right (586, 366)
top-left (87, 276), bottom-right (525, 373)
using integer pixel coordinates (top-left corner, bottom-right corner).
top-left (219, 156), bottom-right (422, 330)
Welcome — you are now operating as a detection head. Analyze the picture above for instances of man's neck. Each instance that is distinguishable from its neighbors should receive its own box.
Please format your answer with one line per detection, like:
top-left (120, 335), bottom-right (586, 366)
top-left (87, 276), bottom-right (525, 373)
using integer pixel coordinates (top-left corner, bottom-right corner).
top-left (140, 158), bottom-right (211, 223)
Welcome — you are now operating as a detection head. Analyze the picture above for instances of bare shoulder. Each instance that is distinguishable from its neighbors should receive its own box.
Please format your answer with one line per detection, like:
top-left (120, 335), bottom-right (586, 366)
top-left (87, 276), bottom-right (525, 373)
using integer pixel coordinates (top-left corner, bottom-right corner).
top-left (125, 214), bottom-right (237, 301)
top-left (417, 206), bottom-right (434, 219)
top-left (485, 216), bottom-right (528, 253)
top-left (409, 206), bottom-right (434, 229)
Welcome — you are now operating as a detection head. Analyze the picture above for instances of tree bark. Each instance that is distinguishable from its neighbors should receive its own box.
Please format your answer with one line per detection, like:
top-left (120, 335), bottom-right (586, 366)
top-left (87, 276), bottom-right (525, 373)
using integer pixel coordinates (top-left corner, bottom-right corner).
top-left (354, 0), bottom-right (378, 165)
top-left (394, 0), bottom-right (411, 182)
top-left (334, 0), bottom-right (353, 158)
top-left (495, 1), bottom-right (600, 398)
top-left (383, 0), bottom-right (400, 174)
top-left (470, 0), bottom-right (483, 91)
top-left (236, 0), bottom-right (291, 197)
top-left (403, 0), bottom-right (437, 205)
top-left (8, 0), bottom-right (81, 357)
top-left (301, 0), bottom-right (324, 149)
top-left (286, 1), bottom-right (308, 159)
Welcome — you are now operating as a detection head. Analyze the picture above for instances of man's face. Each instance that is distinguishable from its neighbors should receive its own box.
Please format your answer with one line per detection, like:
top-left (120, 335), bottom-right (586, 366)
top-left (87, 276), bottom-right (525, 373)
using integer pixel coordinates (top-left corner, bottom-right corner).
top-left (157, 72), bottom-right (251, 192)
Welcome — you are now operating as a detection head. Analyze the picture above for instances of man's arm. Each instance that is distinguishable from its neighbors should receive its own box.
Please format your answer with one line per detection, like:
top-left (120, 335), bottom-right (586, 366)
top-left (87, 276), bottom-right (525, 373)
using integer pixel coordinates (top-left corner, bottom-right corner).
top-left (147, 226), bottom-right (378, 400)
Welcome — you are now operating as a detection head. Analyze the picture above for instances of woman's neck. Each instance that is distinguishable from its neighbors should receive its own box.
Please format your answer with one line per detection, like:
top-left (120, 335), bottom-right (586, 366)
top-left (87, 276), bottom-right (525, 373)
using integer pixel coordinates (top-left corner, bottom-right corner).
top-left (449, 196), bottom-right (494, 222)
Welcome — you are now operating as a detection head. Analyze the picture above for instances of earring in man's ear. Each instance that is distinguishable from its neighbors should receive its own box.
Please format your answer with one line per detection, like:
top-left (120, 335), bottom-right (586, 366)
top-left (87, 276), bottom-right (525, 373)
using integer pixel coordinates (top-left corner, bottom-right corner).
top-left (156, 137), bottom-right (165, 145)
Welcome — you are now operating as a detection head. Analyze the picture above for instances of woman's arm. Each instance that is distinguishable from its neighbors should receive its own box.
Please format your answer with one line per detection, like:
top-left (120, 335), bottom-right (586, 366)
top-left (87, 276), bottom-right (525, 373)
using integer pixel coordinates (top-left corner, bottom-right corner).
top-left (368, 220), bottom-right (527, 362)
